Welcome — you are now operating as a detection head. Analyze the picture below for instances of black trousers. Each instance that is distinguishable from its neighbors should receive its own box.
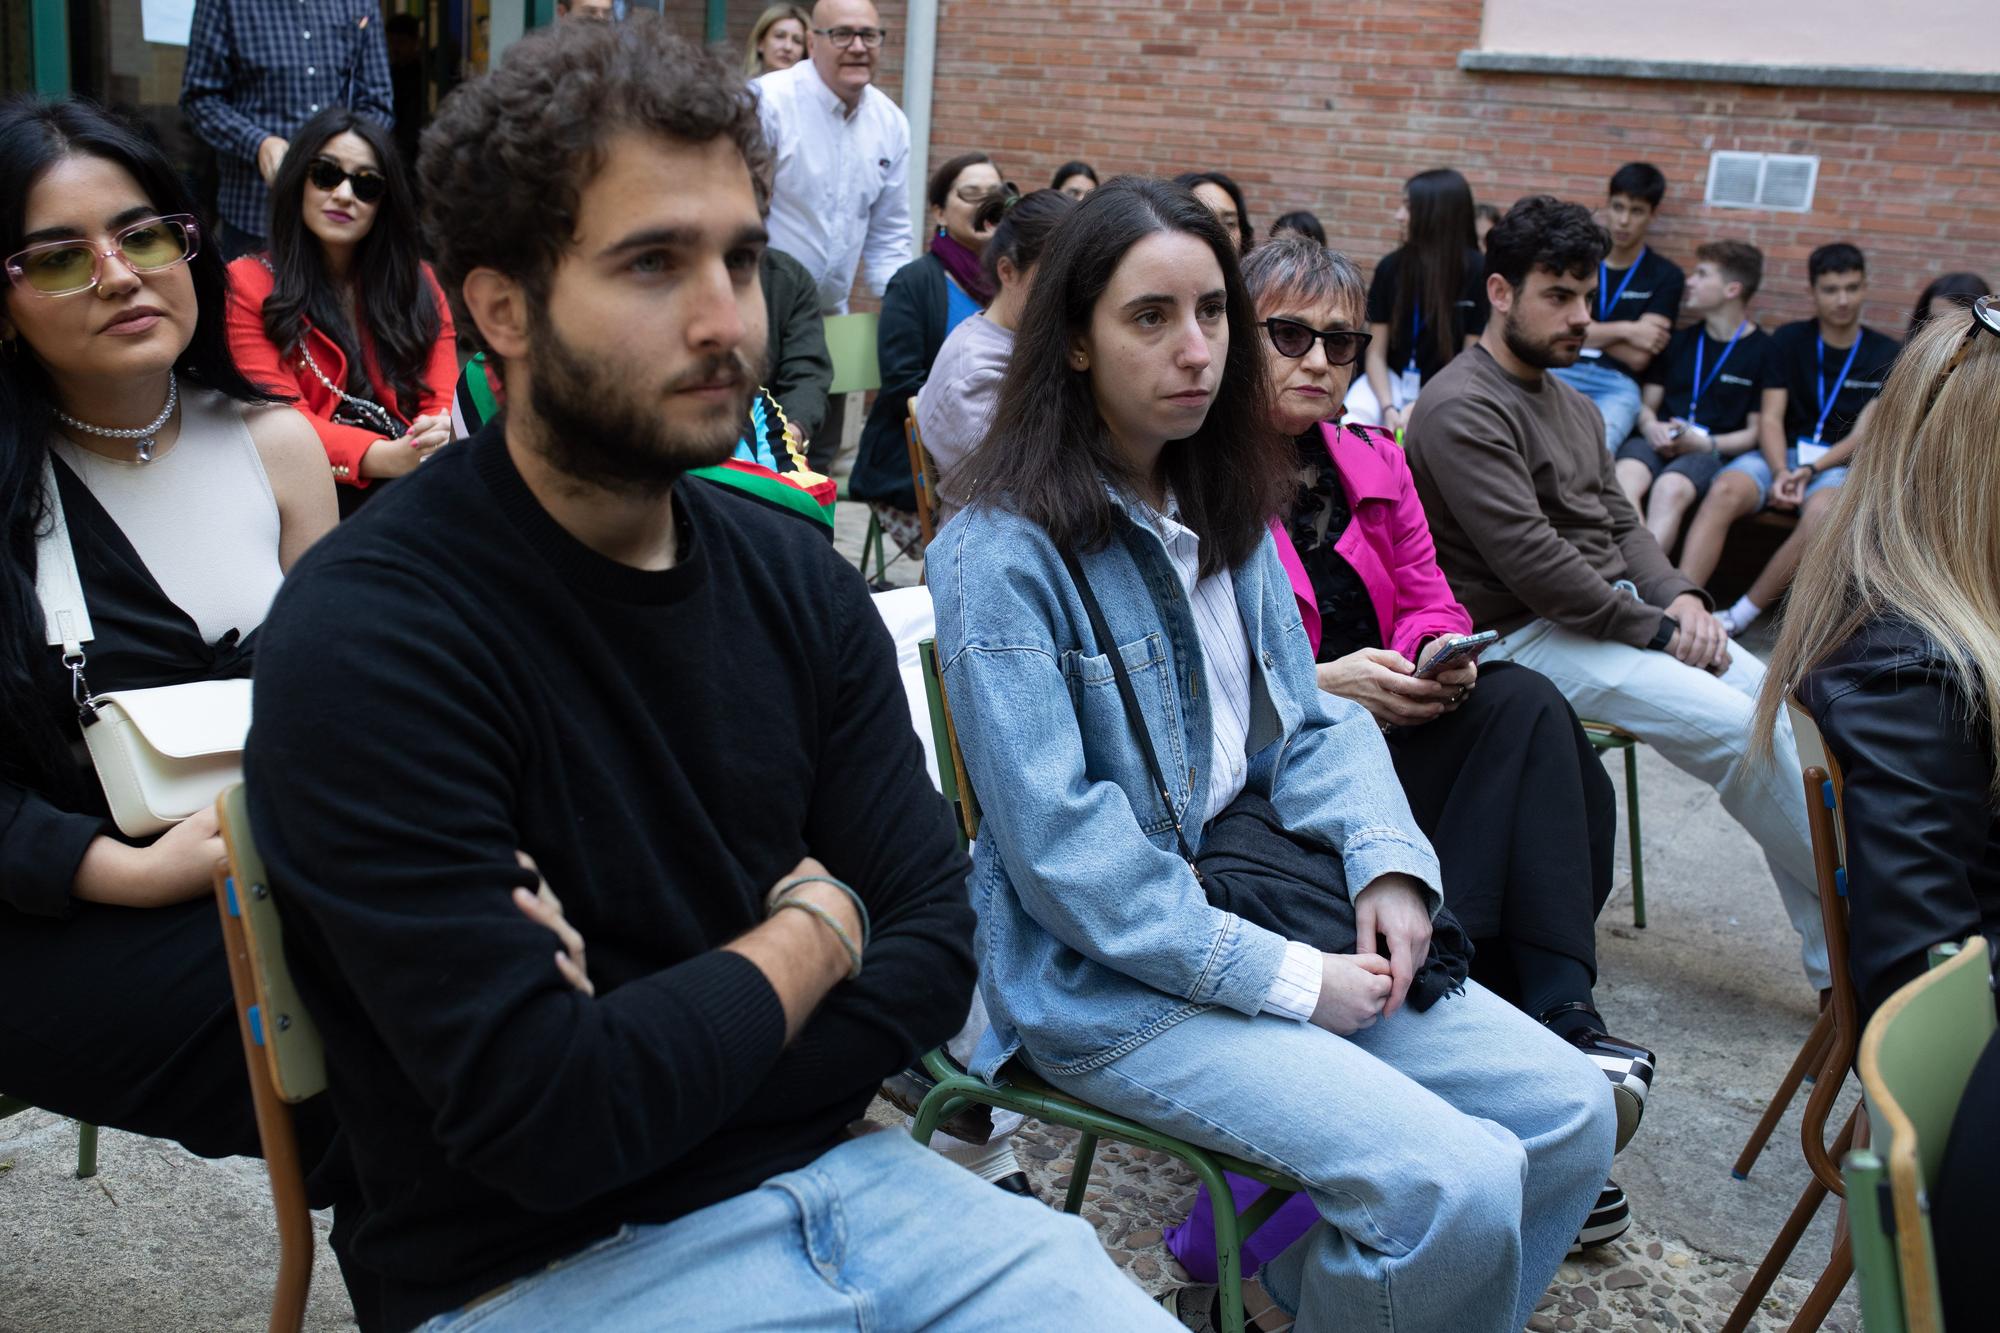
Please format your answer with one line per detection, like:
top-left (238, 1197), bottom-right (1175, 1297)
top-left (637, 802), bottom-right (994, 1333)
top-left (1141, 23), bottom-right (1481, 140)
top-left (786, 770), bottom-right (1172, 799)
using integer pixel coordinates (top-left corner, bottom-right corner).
top-left (1384, 662), bottom-right (1617, 992)
top-left (1, 896), bottom-right (265, 1157)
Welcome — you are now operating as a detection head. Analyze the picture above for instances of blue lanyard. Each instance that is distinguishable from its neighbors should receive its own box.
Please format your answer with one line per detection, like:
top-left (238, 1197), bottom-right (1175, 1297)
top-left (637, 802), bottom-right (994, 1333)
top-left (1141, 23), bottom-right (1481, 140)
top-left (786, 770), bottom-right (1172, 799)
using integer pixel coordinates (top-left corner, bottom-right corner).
top-left (1812, 332), bottom-right (1864, 443)
top-left (1689, 322), bottom-right (1750, 428)
top-left (1405, 303), bottom-right (1423, 374)
top-left (1598, 247), bottom-right (1645, 321)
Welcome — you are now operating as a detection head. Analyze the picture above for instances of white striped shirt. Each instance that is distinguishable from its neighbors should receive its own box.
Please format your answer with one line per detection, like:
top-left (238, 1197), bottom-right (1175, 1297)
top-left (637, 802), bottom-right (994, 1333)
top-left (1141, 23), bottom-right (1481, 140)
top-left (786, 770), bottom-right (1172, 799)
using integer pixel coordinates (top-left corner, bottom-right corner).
top-left (1136, 493), bottom-right (1322, 1022)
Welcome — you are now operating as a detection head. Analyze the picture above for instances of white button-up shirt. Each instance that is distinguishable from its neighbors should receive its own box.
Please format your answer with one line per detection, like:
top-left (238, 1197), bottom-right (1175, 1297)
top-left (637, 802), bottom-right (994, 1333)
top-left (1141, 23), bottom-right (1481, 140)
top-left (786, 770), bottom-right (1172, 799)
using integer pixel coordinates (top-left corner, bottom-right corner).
top-left (755, 61), bottom-right (913, 314)
top-left (1135, 492), bottom-right (1322, 1022)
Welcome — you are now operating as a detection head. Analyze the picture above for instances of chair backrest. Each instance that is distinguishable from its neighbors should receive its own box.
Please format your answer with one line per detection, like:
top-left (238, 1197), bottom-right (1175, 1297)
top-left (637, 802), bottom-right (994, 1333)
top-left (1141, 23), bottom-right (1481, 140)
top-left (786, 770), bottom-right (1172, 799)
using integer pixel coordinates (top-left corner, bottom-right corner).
top-left (1858, 935), bottom-right (1994, 1332)
top-left (214, 784), bottom-right (326, 1103)
top-left (918, 637), bottom-right (980, 846)
top-left (824, 312), bottom-right (882, 396)
top-left (905, 400), bottom-right (940, 548)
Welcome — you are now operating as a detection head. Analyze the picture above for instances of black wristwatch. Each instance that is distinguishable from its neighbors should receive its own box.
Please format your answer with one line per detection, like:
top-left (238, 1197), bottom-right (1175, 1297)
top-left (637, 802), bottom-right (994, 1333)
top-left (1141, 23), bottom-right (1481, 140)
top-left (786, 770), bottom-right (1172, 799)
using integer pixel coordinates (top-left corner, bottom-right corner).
top-left (1648, 614), bottom-right (1679, 652)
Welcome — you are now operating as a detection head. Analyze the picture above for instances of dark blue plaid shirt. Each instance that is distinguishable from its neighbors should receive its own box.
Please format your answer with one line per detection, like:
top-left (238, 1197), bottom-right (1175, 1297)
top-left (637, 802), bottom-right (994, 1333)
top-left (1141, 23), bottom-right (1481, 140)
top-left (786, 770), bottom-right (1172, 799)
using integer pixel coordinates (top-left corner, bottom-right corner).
top-left (180, 0), bottom-right (394, 237)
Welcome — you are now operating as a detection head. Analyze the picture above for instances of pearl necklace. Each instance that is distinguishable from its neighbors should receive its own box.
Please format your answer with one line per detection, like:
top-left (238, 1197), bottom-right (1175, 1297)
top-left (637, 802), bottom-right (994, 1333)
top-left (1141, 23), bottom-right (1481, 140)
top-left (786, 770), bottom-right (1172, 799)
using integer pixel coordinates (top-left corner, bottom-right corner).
top-left (55, 372), bottom-right (178, 463)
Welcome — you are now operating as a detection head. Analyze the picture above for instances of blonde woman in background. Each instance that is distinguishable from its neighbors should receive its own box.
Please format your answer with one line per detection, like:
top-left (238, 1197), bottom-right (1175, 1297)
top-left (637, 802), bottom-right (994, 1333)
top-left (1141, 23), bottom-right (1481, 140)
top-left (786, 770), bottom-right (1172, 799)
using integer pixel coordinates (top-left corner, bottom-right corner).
top-left (1752, 298), bottom-right (2000, 1333)
top-left (744, 4), bottom-right (810, 76)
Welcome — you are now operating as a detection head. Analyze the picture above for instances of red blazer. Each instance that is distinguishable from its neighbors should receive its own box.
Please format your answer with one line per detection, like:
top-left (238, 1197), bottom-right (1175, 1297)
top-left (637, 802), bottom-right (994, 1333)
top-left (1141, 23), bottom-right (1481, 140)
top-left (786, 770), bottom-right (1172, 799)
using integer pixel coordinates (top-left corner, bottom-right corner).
top-left (1270, 421), bottom-right (1473, 662)
top-left (225, 256), bottom-right (457, 487)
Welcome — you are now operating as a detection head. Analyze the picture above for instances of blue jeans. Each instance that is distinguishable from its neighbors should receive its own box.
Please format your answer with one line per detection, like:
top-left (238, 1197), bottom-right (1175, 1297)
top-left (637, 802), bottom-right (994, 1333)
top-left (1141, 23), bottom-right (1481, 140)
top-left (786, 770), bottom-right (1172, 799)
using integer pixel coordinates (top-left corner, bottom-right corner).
top-left (1551, 359), bottom-right (1643, 452)
top-left (1029, 982), bottom-right (1615, 1333)
top-left (415, 1130), bottom-right (1175, 1331)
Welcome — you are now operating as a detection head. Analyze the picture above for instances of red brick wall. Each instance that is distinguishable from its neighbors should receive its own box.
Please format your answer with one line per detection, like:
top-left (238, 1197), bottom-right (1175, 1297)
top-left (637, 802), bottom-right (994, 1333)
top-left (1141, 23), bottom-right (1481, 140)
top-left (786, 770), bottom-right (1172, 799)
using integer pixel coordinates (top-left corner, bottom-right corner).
top-left (923, 0), bottom-right (2000, 332)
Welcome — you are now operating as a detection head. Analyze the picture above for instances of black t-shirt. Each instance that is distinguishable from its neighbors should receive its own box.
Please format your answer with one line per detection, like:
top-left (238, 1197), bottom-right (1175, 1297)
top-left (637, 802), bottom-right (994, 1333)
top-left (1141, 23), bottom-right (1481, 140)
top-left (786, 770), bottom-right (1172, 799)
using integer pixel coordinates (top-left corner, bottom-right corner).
top-left (1769, 320), bottom-right (1902, 446)
top-left (1366, 245), bottom-right (1490, 384)
top-left (1584, 247), bottom-right (1685, 379)
top-left (1648, 322), bottom-right (1778, 435)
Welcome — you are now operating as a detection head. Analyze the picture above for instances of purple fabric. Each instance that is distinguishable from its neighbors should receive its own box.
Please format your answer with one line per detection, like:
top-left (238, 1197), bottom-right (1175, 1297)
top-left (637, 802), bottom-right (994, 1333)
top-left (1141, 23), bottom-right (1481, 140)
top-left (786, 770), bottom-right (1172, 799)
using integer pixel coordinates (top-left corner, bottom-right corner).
top-left (1163, 1172), bottom-right (1319, 1283)
top-left (929, 233), bottom-right (995, 305)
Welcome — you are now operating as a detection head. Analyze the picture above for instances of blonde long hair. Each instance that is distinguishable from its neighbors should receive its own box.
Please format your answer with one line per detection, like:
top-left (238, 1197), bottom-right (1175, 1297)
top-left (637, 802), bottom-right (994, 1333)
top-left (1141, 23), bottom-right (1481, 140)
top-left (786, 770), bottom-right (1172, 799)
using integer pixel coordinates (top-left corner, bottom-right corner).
top-left (1752, 304), bottom-right (2000, 801)
top-left (743, 4), bottom-right (810, 77)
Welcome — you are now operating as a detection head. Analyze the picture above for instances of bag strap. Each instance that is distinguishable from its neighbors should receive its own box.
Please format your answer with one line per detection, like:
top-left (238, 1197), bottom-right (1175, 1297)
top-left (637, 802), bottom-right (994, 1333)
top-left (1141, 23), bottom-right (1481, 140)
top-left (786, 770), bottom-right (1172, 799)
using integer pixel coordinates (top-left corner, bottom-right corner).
top-left (1057, 545), bottom-right (1201, 874)
top-left (33, 457), bottom-right (99, 717)
top-left (35, 457), bottom-right (93, 657)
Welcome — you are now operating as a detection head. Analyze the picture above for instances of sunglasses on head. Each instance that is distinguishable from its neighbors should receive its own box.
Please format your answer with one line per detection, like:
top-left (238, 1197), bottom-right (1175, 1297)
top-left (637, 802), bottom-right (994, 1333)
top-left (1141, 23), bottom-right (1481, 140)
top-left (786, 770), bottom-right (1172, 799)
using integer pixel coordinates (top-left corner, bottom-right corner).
top-left (4, 214), bottom-right (199, 298)
top-left (1921, 294), bottom-right (2000, 418)
top-left (306, 158), bottom-right (388, 205)
top-left (1263, 317), bottom-right (1373, 367)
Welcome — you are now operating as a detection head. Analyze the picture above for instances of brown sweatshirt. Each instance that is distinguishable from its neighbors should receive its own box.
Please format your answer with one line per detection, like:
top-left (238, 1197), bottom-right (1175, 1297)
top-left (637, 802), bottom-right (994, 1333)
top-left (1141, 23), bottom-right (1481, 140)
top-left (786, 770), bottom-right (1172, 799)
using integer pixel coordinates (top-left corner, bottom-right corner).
top-left (1405, 345), bottom-right (1707, 647)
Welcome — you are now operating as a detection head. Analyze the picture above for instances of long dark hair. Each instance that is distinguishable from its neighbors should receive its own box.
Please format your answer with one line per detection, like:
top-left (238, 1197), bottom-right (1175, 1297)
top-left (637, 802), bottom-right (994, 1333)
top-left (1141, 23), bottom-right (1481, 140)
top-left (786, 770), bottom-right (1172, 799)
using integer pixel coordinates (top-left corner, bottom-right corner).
top-left (1909, 271), bottom-right (1991, 341)
top-left (957, 177), bottom-right (1287, 578)
top-left (976, 187), bottom-right (1075, 289)
top-left (0, 96), bottom-right (274, 795)
top-left (264, 107), bottom-right (438, 414)
top-left (1173, 170), bottom-right (1255, 255)
top-left (1394, 167), bottom-right (1476, 370)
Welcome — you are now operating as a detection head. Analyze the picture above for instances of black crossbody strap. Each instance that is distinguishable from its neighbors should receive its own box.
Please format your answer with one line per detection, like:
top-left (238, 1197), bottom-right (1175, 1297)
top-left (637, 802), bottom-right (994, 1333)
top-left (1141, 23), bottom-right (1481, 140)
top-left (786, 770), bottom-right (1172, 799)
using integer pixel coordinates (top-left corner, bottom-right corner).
top-left (1058, 546), bottom-right (1202, 874)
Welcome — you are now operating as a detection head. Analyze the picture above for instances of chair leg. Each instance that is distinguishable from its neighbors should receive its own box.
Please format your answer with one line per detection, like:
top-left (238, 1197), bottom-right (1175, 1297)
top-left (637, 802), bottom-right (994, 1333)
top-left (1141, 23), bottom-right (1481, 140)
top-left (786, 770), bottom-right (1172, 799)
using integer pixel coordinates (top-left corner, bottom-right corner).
top-left (1064, 1132), bottom-right (1099, 1215)
top-left (1734, 1009), bottom-right (1833, 1180)
top-left (1785, 1227), bottom-right (1853, 1333)
top-left (1721, 1108), bottom-right (1860, 1333)
top-left (75, 1122), bottom-right (98, 1179)
top-left (861, 513), bottom-right (885, 585)
top-left (1623, 745), bottom-right (1645, 928)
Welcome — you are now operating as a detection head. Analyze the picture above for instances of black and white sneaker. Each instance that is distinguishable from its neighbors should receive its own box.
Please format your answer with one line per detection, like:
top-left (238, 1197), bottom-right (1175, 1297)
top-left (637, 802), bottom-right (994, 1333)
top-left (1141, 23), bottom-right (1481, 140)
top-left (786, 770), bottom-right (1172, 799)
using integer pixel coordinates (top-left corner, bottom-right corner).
top-left (1576, 1031), bottom-right (1655, 1152)
top-left (1545, 1006), bottom-right (1655, 1152)
top-left (1569, 1179), bottom-right (1632, 1255)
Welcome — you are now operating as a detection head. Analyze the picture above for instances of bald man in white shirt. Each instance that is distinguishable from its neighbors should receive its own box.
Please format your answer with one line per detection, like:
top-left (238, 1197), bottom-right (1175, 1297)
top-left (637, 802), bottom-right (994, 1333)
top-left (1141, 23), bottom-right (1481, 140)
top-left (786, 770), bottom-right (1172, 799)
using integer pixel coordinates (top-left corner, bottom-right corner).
top-left (756, 0), bottom-right (913, 469)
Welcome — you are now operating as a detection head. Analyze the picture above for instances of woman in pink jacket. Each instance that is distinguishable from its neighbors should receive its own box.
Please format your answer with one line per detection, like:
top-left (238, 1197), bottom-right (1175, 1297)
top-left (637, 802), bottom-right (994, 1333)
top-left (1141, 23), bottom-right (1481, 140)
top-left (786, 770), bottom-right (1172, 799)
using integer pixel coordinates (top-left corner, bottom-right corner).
top-left (1170, 235), bottom-right (1655, 1278)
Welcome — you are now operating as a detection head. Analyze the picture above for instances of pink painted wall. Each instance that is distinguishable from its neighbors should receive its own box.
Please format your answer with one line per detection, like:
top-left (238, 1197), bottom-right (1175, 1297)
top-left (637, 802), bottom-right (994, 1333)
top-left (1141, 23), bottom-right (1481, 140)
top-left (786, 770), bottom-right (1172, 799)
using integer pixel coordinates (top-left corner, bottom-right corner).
top-left (1480, 0), bottom-right (2000, 74)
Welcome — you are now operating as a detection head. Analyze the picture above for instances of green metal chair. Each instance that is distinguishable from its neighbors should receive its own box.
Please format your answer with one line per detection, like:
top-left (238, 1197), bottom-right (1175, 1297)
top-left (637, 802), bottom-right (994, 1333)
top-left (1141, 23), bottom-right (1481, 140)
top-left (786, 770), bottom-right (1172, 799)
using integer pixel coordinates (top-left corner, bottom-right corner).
top-left (1581, 721), bottom-right (1646, 927)
top-left (213, 783), bottom-right (329, 1333)
top-left (823, 313), bottom-right (889, 583)
top-left (0, 1096), bottom-right (95, 1178)
top-left (912, 638), bottom-right (1303, 1333)
top-left (1846, 936), bottom-right (1993, 1333)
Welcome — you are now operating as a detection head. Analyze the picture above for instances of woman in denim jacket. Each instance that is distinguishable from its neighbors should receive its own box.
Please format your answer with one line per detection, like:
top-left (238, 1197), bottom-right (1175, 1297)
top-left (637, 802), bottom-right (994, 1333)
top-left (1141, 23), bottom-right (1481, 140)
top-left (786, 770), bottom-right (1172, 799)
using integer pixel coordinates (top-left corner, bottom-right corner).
top-left (928, 177), bottom-right (1615, 1333)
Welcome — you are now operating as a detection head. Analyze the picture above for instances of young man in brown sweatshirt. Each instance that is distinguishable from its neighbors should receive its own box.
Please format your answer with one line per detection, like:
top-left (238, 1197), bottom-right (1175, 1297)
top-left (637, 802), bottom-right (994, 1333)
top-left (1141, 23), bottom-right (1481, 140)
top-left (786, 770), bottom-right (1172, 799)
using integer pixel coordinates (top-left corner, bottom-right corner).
top-left (1404, 196), bottom-right (1826, 995)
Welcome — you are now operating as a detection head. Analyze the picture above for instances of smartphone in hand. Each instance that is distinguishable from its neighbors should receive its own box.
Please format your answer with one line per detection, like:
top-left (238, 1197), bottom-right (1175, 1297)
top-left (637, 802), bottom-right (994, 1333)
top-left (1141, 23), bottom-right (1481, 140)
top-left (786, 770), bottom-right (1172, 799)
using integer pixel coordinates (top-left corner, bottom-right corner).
top-left (1414, 630), bottom-right (1500, 679)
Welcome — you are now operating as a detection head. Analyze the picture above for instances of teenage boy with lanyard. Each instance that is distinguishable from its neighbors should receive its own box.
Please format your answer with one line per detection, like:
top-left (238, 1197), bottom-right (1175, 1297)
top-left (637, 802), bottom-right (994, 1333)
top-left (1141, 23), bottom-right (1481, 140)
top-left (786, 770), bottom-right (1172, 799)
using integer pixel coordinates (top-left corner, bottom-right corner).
top-left (1678, 242), bottom-right (1902, 635)
top-left (1550, 163), bottom-right (1686, 451)
top-left (1614, 239), bottom-right (1779, 552)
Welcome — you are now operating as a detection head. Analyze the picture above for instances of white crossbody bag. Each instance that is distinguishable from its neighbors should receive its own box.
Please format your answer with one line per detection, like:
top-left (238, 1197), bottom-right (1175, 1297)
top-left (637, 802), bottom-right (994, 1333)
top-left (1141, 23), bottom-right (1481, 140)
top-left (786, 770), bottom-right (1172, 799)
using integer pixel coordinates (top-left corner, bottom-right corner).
top-left (35, 460), bottom-right (252, 838)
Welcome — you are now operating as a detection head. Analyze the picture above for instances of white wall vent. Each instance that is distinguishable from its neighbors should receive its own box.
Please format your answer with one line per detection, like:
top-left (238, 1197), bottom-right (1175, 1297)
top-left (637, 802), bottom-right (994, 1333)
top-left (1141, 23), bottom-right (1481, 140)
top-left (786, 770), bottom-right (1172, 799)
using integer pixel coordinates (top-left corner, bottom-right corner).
top-left (1705, 152), bottom-right (1819, 212)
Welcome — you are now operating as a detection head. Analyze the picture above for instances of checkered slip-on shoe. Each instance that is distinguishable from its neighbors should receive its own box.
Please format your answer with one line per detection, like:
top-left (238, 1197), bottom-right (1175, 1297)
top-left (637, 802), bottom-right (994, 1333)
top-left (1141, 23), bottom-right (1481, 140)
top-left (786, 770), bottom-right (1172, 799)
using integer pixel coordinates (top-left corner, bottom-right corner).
top-left (1573, 1030), bottom-right (1655, 1153)
top-left (1569, 1179), bottom-right (1633, 1255)
top-left (1544, 1004), bottom-right (1655, 1153)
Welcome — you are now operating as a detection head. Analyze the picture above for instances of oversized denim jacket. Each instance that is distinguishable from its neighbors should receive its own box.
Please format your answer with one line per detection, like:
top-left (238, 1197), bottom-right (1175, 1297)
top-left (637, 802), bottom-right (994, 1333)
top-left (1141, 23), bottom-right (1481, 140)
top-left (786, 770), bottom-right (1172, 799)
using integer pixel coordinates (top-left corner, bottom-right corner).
top-left (929, 492), bottom-right (1443, 1079)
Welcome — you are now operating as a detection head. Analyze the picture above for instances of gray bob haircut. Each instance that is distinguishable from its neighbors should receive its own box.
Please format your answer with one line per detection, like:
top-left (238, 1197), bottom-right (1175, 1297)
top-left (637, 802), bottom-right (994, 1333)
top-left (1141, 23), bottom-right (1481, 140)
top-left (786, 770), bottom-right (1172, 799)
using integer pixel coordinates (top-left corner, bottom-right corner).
top-left (1239, 233), bottom-right (1366, 319)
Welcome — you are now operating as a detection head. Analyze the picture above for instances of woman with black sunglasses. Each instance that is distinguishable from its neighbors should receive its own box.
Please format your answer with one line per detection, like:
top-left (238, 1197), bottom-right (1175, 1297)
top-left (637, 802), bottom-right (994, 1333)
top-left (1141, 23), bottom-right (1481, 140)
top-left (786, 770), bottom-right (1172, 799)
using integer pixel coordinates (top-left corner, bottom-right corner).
top-left (1164, 233), bottom-right (1657, 1274)
top-left (226, 107), bottom-right (458, 516)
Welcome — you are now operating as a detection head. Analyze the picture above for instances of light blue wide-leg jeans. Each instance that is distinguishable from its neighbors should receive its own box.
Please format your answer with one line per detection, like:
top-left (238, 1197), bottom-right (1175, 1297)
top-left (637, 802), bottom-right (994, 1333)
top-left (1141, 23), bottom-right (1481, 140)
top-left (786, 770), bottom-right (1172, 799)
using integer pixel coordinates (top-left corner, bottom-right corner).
top-left (1030, 980), bottom-right (1616, 1333)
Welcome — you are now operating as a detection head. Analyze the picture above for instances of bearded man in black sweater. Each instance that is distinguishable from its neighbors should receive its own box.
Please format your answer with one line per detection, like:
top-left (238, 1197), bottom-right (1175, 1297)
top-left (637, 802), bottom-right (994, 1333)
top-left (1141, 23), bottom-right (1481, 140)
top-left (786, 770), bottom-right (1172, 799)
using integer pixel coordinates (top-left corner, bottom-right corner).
top-left (245, 17), bottom-right (1171, 1333)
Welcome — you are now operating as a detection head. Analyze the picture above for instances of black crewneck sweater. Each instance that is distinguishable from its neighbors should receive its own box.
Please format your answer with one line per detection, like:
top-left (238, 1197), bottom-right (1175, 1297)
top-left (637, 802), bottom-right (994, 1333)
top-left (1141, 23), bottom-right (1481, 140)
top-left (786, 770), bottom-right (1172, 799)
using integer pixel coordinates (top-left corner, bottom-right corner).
top-left (247, 428), bottom-right (974, 1331)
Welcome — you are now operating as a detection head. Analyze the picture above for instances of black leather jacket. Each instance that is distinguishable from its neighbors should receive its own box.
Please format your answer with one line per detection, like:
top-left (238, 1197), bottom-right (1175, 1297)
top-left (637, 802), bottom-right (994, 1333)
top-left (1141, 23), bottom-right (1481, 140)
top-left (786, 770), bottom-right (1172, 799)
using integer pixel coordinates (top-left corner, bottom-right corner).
top-left (1802, 616), bottom-right (1999, 1023)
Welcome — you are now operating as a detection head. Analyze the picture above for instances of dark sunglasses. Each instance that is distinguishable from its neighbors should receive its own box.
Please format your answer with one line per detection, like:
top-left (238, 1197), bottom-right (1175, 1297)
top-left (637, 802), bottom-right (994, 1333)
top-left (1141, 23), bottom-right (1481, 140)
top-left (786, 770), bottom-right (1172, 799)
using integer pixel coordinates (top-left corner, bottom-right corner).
top-left (306, 158), bottom-right (388, 204)
top-left (1263, 317), bottom-right (1372, 367)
